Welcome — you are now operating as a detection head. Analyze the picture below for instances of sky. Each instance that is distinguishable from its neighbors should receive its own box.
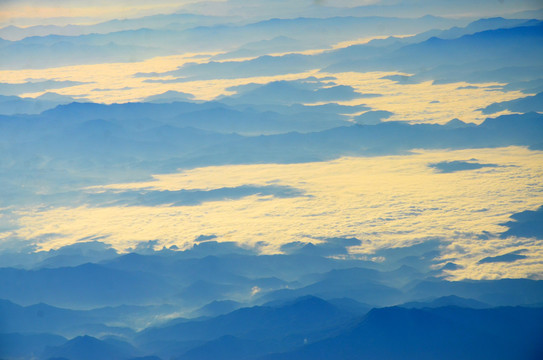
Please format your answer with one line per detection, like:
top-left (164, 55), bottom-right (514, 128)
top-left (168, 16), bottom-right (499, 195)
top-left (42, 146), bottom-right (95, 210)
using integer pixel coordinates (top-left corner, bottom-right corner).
top-left (1, 0), bottom-right (542, 26)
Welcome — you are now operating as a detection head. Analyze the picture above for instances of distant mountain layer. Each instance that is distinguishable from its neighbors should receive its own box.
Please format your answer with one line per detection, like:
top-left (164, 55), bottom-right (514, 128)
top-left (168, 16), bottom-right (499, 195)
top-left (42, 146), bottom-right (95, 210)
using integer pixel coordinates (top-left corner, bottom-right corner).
top-left (0, 263), bottom-right (177, 307)
top-left (1, 100), bottom-right (542, 208)
top-left (1, 237), bottom-right (543, 360)
top-left (1, 246), bottom-right (542, 309)
top-left (0, 93), bottom-right (79, 115)
top-left (0, 15), bottom-right (462, 69)
top-left (4, 300), bottom-right (541, 360)
top-left (0, 13), bottom-right (237, 41)
top-left (151, 21), bottom-right (543, 84)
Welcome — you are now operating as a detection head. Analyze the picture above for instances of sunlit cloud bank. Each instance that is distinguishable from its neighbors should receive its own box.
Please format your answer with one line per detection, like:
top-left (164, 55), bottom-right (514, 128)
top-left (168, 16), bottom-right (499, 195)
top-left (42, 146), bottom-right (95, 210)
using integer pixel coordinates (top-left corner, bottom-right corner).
top-left (7, 146), bottom-right (543, 280)
top-left (0, 51), bottom-right (524, 124)
top-left (0, 53), bottom-right (323, 103)
top-left (2, 0), bottom-right (541, 28)
top-left (322, 72), bottom-right (524, 124)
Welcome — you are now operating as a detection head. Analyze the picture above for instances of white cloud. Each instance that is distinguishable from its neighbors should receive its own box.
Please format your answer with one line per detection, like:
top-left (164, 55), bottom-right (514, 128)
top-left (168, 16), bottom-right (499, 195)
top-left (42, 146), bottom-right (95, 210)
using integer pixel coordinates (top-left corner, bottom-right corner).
top-left (0, 55), bottom-right (524, 124)
top-left (7, 146), bottom-right (543, 280)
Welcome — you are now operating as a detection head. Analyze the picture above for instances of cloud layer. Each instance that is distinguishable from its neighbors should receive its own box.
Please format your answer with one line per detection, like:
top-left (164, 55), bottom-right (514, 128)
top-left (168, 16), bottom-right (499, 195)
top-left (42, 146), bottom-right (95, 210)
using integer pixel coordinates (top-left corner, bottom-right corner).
top-left (8, 147), bottom-right (543, 280)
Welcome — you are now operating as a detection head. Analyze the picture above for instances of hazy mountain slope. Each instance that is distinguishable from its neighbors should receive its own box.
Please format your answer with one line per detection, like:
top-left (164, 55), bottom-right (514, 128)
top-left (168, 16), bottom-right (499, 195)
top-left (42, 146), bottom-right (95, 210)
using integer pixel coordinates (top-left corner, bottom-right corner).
top-left (263, 306), bottom-right (543, 360)
top-left (0, 333), bottom-right (66, 360)
top-left (0, 263), bottom-right (177, 307)
top-left (138, 296), bottom-right (354, 353)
